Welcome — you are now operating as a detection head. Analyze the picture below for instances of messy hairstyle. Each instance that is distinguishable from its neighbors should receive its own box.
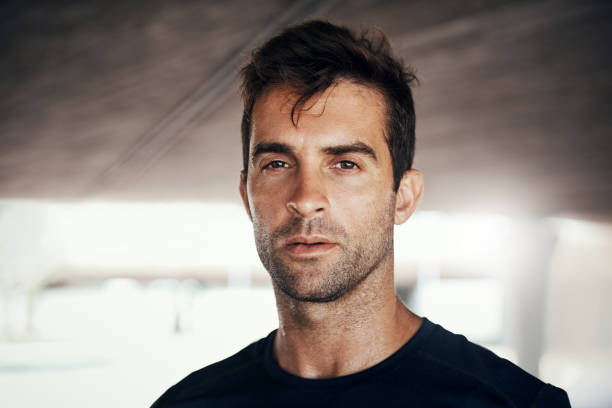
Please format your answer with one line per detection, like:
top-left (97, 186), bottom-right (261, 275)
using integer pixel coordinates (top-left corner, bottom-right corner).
top-left (240, 20), bottom-right (417, 191)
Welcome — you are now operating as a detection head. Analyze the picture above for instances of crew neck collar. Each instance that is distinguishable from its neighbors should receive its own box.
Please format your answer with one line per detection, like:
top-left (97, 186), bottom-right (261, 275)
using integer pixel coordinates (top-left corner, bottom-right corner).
top-left (263, 317), bottom-right (436, 389)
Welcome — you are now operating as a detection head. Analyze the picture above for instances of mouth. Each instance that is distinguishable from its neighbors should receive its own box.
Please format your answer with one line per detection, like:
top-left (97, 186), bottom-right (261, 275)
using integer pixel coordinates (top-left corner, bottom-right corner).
top-left (285, 236), bottom-right (337, 256)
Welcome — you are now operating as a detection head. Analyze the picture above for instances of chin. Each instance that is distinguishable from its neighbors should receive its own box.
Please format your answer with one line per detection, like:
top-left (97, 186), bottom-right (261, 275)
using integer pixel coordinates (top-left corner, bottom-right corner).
top-left (272, 268), bottom-right (359, 303)
top-left (277, 283), bottom-right (346, 303)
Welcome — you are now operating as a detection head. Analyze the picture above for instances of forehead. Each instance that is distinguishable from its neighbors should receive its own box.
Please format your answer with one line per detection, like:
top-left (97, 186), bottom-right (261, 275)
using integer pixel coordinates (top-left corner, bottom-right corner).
top-left (250, 80), bottom-right (388, 150)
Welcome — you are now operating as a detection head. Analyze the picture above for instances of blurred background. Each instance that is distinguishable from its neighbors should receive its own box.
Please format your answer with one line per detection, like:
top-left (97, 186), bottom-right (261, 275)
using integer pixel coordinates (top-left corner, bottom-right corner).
top-left (1, 0), bottom-right (611, 406)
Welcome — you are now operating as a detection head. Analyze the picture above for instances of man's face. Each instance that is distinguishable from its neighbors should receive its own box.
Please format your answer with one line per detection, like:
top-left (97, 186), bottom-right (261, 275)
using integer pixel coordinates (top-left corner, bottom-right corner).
top-left (240, 81), bottom-right (398, 302)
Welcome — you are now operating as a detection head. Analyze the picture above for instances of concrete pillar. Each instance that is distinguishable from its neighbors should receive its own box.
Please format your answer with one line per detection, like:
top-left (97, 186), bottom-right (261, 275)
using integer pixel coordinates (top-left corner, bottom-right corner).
top-left (502, 218), bottom-right (557, 377)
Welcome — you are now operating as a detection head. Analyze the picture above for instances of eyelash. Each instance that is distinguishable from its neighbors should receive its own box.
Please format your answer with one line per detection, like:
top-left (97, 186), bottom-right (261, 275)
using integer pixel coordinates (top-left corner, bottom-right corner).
top-left (334, 160), bottom-right (359, 170)
top-left (263, 160), bottom-right (290, 169)
top-left (262, 160), bottom-right (359, 171)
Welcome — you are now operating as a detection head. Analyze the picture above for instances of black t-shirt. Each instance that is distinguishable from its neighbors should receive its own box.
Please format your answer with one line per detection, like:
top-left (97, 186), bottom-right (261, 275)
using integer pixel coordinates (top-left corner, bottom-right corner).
top-left (151, 318), bottom-right (570, 407)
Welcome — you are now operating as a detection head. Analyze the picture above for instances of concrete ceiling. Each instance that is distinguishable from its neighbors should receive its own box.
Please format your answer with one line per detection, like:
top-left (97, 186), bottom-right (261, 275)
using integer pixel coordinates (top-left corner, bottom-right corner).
top-left (2, 0), bottom-right (611, 218)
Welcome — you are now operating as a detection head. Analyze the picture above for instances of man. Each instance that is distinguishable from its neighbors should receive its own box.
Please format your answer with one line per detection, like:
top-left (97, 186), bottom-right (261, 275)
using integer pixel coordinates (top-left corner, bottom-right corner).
top-left (152, 20), bottom-right (570, 407)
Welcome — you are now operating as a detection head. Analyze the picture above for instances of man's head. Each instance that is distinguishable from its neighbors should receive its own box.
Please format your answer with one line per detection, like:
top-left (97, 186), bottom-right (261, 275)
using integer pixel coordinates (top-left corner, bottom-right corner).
top-left (240, 20), bottom-right (417, 192)
top-left (238, 21), bottom-right (422, 303)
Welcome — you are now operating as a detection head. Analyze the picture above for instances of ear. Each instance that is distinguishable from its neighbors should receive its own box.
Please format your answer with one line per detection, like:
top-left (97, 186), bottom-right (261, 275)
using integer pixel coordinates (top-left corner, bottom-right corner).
top-left (239, 171), bottom-right (252, 221)
top-left (394, 169), bottom-right (423, 225)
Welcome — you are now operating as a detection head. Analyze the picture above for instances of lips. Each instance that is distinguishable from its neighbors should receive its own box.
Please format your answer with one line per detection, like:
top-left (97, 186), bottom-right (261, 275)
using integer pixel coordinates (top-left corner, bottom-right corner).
top-left (285, 236), bottom-right (337, 256)
top-left (287, 236), bottom-right (332, 245)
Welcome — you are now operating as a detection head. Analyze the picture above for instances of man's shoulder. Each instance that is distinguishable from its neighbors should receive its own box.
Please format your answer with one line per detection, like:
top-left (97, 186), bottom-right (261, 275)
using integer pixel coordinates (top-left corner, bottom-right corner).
top-left (416, 319), bottom-right (570, 407)
top-left (151, 331), bottom-right (272, 407)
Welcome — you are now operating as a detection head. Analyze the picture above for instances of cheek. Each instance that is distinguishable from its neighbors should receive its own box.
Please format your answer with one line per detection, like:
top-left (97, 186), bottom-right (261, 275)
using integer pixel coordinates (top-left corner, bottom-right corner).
top-left (331, 178), bottom-right (391, 207)
top-left (329, 190), bottom-right (385, 226)
top-left (340, 190), bottom-right (395, 226)
top-left (248, 193), bottom-right (286, 226)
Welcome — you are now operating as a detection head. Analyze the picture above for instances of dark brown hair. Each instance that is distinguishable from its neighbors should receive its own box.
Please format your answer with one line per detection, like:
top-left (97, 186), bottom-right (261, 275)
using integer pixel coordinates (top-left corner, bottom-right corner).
top-left (240, 20), bottom-right (417, 191)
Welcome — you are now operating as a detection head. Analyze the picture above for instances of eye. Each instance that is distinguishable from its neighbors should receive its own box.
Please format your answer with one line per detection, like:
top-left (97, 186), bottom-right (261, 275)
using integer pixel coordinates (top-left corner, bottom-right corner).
top-left (263, 160), bottom-right (289, 169)
top-left (334, 160), bottom-right (359, 170)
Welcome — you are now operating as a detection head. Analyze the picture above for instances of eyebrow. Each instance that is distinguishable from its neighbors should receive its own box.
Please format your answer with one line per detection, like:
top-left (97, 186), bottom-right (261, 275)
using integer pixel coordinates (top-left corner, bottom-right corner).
top-left (323, 142), bottom-right (377, 161)
top-left (251, 142), bottom-right (294, 162)
top-left (250, 141), bottom-right (378, 162)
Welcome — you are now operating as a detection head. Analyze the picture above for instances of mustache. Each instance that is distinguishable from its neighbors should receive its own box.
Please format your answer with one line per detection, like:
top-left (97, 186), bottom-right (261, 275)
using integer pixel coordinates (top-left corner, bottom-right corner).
top-left (271, 216), bottom-right (347, 242)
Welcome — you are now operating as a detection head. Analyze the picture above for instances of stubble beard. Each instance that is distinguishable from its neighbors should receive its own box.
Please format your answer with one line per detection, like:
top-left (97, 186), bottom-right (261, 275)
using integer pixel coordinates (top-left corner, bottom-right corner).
top-left (253, 199), bottom-right (395, 303)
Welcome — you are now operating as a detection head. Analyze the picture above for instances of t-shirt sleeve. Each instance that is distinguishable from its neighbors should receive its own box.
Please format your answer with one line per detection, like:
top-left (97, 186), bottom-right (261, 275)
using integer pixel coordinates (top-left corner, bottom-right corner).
top-left (149, 387), bottom-right (174, 408)
top-left (532, 383), bottom-right (571, 407)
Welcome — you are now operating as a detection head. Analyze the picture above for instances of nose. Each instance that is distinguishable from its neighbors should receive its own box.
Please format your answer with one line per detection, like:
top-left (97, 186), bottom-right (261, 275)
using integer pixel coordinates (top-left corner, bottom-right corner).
top-left (286, 167), bottom-right (329, 218)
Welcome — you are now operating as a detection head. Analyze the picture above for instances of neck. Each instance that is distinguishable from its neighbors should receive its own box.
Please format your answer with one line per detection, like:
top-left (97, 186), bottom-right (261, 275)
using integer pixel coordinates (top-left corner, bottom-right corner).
top-left (271, 254), bottom-right (422, 379)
